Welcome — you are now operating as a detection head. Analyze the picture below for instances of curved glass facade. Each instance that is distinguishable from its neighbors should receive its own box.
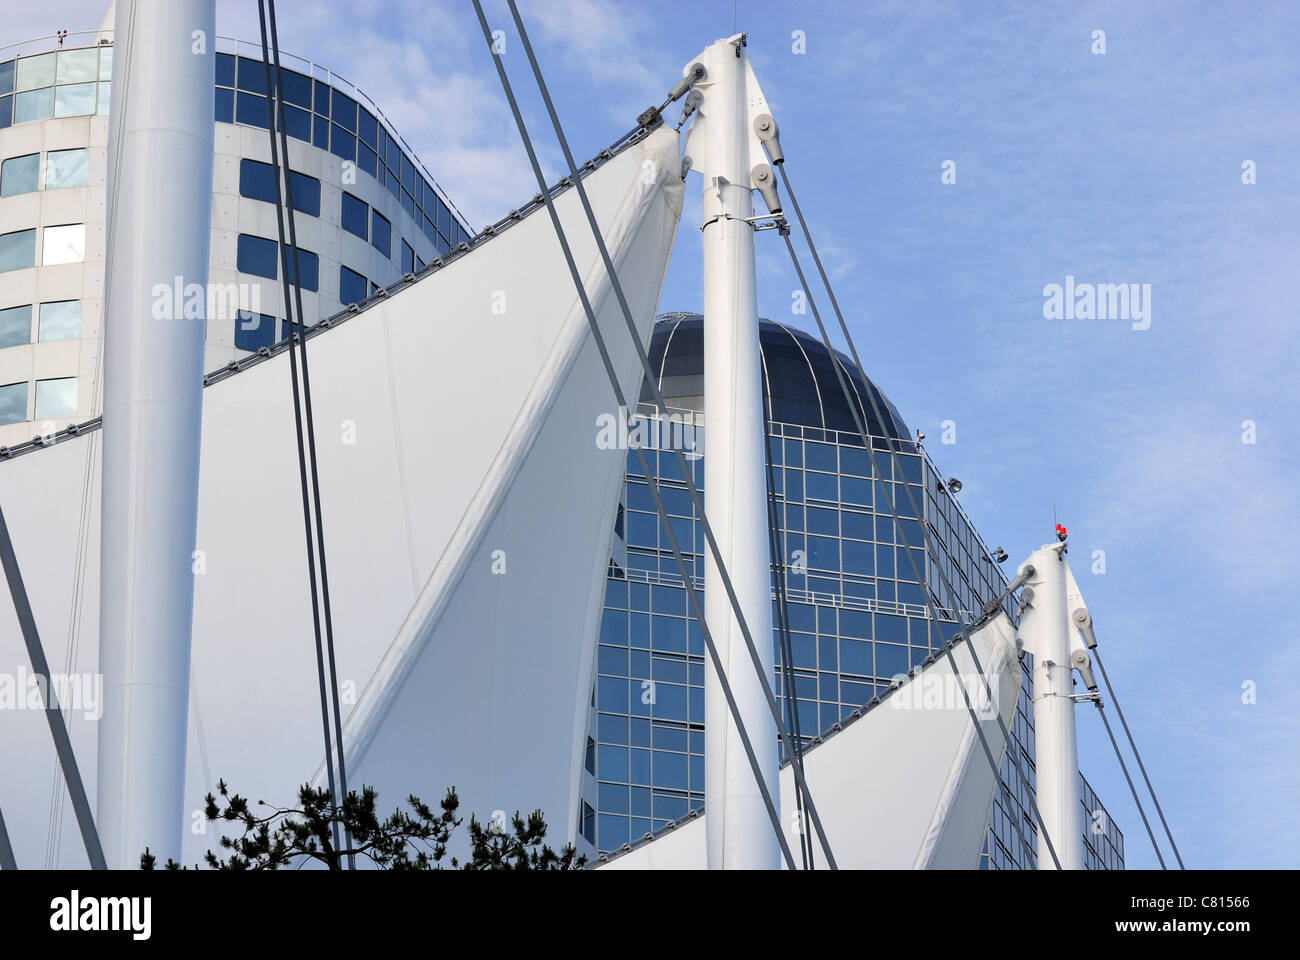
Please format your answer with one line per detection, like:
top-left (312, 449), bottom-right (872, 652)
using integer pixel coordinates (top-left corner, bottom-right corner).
top-left (581, 316), bottom-right (1125, 869)
top-left (213, 48), bottom-right (471, 255)
top-left (0, 38), bottom-right (470, 251)
top-left (0, 44), bottom-right (112, 130)
top-left (0, 32), bottom-right (475, 444)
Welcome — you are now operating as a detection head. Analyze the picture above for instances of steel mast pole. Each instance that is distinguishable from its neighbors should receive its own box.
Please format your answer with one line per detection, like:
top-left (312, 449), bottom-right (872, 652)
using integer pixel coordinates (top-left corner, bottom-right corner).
top-left (683, 35), bottom-right (780, 869)
top-left (1018, 539), bottom-right (1086, 869)
top-left (98, 0), bottom-right (216, 867)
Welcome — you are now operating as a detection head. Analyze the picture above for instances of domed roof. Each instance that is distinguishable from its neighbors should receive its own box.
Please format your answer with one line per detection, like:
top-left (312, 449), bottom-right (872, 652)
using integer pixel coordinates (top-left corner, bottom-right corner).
top-left (641, 313), bottom-right (910, 439)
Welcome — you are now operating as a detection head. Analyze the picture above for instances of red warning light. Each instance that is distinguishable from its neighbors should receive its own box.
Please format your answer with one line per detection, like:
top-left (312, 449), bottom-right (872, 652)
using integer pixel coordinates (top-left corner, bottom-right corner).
top-left (1055, 523), bottom-right (1067, 542)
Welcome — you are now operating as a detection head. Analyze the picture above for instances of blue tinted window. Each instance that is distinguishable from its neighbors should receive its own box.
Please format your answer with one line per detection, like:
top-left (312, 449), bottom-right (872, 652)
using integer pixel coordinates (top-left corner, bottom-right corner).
top-left (235, 56), bottom-right (266, 95)
top-left (0, 381), bottom-right (25, 426)
top-left (214, 86), bottom-right (233, 123)
top-left (330, 89), bottom-right (356, 132)
top-left (0, 95), bottom-right (11, 129)
top-left (285, 247), bottom-right (318, 292)
top-left (329, 125), bottom-right (355, 162)
top-left (341, 193), bottom-right (367, 240)
top-left (339, 265), bottom-right (366, 305)
top-left (280, 103), bottom-right (311, 143)
top-left (400, 240), bottom-right (414, 275)
top-left (357, 142), bottom-right (377, 178)
top-left (653, 751), bottom-right (687, 789)
top-left (0, 153), bottom-right (38, 197)
top-left (238, 159), bottom-right (276, 204)
top-left (236, 91), bottom-right (268, 128)
top-left (276, 68), bottom-right (312, 109)
top-left (54, 82), bottom-right (97, 118)
top-left (238, 160), bottom-right (319, 216)
top-left (806, 471), bottom-right (838, 502)
top-left (0, 228), bottom-right (36, 272)
top-left (236, 234), bottom-right (278, 280)
top-left (0, 304), bottom-right (31, 348)
top-left (806, 442), bottom-right (836, 472)
top-left (842, 539), bottom-right (873, 575)
top-left (234, 311), bottom-right (277, 352)
top-left (370, 210), bottom-right (390, 257)
top-left (14, 88), bottom-right (53, 124)
top-left (34, 378), bottom-right (75, 420)
top-left (597, 814), bottom-right (628, 849)
top-left (357, 107), bottom-right (377, 147)
top-left (313, 79), bottom-right (331, 115)
top-left (37, 301), bottom-right (80, 342)
top-left (312, 113), bottom-right (329, 149)
top-left (287, 169), bottom-right (320, 217)
top-left (0, 60), bottom-right (14, 96)
top-left (215, 53), bottom-right (235, 88)
top-left (598, 747), bottom-right (629, 785)
top-left (875, 643), bottom-right (909, 678)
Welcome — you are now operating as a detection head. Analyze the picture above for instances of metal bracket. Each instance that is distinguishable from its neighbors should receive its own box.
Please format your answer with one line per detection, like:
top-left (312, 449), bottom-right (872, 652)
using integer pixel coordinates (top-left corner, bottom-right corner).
top-left (700, 212), bottom-right (784, 232)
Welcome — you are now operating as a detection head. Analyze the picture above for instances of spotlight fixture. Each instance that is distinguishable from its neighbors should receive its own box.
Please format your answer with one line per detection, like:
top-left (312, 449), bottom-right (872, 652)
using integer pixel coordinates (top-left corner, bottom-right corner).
top-left (992, 547), bottom-right (1009, 563)
top-left (915, 429), bottom-right (925, 442)
top-left (946, 477), bottom-right (962, 493)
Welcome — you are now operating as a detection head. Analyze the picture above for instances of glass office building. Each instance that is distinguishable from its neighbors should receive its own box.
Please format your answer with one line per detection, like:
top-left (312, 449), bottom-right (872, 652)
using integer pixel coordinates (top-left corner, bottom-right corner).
top-left (580, 314), bottom-right (1125, 869)
top-left (0, 29), bottom-right (472, 447)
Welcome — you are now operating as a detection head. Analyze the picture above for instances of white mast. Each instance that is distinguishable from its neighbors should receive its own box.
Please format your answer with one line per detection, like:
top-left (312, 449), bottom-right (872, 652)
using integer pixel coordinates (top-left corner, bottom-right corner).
top-left (98, 0), bottom-right (215, 867)
top-left (681, 35), bottom-right (781, 869)
top-left (1017, 538), bottom-right (1087, 869)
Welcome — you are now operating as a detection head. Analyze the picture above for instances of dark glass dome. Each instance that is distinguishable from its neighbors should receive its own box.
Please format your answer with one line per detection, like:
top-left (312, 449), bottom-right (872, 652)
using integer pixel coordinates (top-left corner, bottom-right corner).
top-left (641, 313), bottom-right (910, 439)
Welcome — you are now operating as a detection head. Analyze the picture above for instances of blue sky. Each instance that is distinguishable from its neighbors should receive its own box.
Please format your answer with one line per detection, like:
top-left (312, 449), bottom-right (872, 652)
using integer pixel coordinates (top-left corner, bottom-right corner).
top-left (20, 0), bottom-right (1298, 868)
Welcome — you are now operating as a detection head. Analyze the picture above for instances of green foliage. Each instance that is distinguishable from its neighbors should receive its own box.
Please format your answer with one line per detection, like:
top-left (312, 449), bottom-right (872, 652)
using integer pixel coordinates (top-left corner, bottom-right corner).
top-left (140, 779), bottom-right (585, 871)
top-left (462, 809), bottom-right (585, 871)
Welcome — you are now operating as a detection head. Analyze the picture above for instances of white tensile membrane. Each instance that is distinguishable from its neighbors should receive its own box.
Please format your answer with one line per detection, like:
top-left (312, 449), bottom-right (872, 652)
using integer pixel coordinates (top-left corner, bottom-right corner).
top-left (598, 611), bottom-right (1022, 869)
top-left (0, 112), bottom-right (1019, 869)
top-left (0, 125), bottom-right (683, 867)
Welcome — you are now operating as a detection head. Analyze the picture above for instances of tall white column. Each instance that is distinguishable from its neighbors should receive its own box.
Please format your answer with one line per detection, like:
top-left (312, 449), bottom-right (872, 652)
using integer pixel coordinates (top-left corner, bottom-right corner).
top-left (1019, 544), bottom-right (1086, 869)
top-left (98, 0), bottom-right (215, 868)
top-left (683, 36), bottom-right (780, 869)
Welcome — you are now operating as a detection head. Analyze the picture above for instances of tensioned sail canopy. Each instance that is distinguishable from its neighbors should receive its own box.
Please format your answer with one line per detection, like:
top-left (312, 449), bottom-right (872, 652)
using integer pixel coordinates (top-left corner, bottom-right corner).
top-left (0, 125), bottom-right (683, 867)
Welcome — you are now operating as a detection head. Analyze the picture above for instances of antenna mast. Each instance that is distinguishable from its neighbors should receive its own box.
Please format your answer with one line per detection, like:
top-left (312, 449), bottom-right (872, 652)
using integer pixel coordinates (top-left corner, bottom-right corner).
top-left (680, 34), bottom-right (783, 869)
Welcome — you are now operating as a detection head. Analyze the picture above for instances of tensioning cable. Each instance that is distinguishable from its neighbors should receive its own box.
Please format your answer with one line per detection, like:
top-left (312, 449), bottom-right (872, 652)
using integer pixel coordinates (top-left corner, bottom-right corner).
top-left (256, 0), bottom-right (350, 867)
top-left (1094, 647), bottom-right (1184, 867)
top-left (762, 371), bottom-right (814, 869)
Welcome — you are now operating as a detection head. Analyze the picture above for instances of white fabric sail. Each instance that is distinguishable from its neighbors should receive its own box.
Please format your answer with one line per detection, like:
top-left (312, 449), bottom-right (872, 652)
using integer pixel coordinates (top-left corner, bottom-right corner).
top-left (0, 126), bottom-right (683, 867)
